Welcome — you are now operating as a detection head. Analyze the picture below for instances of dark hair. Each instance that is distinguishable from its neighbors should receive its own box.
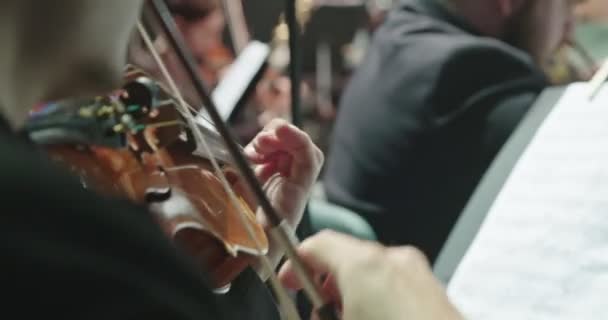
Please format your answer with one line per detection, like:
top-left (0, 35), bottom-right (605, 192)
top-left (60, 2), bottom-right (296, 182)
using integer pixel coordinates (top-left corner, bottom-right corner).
top-left (166, 0), bottom-right (218, 21)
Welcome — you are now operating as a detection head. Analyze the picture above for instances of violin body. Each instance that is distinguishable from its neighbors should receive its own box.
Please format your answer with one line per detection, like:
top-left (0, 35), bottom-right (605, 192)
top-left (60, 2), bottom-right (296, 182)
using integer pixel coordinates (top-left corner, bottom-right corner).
top-left (25, 0), bottom-right (283, 292)
top-left (26, 68), bottom-right (268, 290)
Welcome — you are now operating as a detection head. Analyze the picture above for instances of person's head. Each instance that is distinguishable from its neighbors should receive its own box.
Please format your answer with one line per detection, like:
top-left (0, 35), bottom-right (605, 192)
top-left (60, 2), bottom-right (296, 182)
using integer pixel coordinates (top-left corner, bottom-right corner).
top-left (444, 0), bottom-right (582, 64)
top-left (0, 0), bottom-right (144, 129)
top-left (168, 0), bottom-right (225, 59)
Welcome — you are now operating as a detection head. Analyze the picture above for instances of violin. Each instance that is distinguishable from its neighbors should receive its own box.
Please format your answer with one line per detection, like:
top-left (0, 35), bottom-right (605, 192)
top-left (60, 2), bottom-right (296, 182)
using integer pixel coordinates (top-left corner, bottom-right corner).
top-left (26, 66), bottom-right (267, 291)
top-left (27, 1), bottom-right (337, 318)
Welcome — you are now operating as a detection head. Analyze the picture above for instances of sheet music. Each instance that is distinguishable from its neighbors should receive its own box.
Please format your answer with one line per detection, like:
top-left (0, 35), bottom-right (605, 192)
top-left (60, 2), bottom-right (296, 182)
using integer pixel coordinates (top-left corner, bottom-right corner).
top-left (447, 83), bottom-right (608, 320)
top-left (196, 41), bottom-right (269, 124)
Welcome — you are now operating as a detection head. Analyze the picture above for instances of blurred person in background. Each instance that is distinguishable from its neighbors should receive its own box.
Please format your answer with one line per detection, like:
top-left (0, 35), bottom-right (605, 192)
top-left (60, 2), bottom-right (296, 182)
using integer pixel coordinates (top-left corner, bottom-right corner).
top-left (324, 0), bottom-right (580, 262)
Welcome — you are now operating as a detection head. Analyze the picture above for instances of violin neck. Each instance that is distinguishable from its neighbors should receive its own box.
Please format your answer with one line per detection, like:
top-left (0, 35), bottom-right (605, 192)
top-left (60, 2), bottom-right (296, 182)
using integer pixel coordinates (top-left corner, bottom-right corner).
top-left (222, 0), bottom-right (250, 54)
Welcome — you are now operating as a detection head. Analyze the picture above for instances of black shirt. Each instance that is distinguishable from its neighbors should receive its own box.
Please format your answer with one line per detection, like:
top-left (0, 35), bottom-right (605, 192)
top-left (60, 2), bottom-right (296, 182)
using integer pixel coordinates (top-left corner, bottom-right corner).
top-left (324, 0), bottom-right (547, 261)
top-left (0, 116), bottom-right (280, 319)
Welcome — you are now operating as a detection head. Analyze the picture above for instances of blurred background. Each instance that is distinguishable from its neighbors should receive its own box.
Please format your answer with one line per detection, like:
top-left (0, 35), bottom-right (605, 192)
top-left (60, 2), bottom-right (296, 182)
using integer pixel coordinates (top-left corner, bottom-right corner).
top-left (164, 0), bottom-right (608, 154)
top-left (138, 0), bottom-right (608, 249)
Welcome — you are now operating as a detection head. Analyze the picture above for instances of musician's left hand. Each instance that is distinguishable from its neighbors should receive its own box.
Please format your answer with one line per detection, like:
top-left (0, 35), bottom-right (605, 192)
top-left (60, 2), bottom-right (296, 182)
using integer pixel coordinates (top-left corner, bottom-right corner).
top-left (244, 118), bottom-right (324, 230)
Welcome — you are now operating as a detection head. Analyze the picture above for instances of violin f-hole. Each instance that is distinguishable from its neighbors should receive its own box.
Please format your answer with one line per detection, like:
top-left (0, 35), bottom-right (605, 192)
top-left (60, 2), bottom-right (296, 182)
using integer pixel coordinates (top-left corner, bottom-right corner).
top-left (144, 186), bottom-right (172, 203)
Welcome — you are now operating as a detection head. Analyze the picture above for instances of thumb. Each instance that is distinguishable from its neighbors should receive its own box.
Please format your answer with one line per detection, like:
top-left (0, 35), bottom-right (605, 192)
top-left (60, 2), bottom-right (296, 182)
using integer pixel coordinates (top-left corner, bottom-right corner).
top-left (278, 230), bottom-right (374, 290)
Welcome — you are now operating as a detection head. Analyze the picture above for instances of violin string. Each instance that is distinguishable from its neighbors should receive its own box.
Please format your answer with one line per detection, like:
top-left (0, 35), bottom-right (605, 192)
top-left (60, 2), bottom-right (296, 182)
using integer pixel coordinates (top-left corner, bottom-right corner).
top-left (123, 64), bottom-right (214, 128)
top-left (138, 23), bottom-right (300, 320)
top-left (137, 21), bottom-right (253, 239)
top-left (147, 4), bottom-right (333, 317)
top-left (149, 81), bottom-right (216, 128)
top-left (136, 22), bottom-right (300, 320)
top-left (144, 120), bottom-right (182, 129)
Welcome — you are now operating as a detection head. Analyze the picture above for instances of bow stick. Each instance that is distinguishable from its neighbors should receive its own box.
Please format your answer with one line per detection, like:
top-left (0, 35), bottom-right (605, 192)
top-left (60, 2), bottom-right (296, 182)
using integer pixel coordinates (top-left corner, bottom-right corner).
top-left (147, 1), bottom-right (338, 319)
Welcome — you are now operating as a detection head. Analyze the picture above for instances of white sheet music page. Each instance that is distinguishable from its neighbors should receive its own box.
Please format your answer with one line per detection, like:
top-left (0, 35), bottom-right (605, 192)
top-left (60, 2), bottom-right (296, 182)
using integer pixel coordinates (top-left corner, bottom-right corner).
top-left (447, 83), bottom-right (608, 320)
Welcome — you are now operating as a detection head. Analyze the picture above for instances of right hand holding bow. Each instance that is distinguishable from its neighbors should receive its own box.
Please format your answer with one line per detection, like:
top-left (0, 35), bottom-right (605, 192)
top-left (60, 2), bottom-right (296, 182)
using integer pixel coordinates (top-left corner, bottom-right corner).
top-left (279, 230), bottom-right (464, 320)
